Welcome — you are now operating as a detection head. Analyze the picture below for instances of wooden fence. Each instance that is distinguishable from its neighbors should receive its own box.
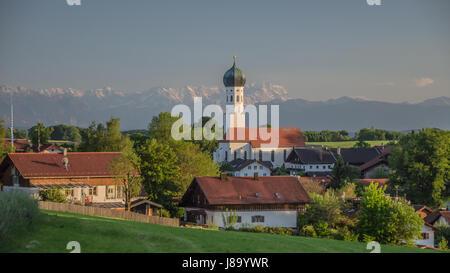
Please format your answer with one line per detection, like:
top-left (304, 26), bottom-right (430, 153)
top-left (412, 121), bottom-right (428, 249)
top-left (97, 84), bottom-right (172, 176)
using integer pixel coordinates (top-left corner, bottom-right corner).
top-left (39, 201), bottom-right (179, 227)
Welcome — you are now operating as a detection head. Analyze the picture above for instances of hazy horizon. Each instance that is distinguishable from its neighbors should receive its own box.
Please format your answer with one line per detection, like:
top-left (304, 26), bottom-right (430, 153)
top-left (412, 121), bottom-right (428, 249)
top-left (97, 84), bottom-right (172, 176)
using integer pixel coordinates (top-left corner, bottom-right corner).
top-left (1, 0), bottom-right (449, 103)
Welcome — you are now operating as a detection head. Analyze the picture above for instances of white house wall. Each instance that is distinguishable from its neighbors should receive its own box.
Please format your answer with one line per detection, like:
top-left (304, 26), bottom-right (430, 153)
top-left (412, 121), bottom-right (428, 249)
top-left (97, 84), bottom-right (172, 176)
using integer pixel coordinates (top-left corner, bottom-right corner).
top-left (185, 207), bottom-right (298, 228)
top-left (234, 162), bottom-right (271, 177)
top-left (413, 225), bottom-right (435, 248)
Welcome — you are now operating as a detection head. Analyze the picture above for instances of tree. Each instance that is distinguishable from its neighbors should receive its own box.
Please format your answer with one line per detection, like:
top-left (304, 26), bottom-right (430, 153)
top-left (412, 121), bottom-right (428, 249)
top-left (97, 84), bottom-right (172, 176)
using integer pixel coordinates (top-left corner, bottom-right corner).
top-left (191, 116), bottom-right (219, 158)
top-left (39, 189), bottom-right (67, 203)
top-left (138, 139), bottom-right (180, 214)
top-left (353, 140), bottom-right (370, 148)
top-left (298, 192), bottom-right (344, 229)
top-left (148, 112), bottom-right (180, 142)
top-left (109, 151), bottom-right (143, 211)
top-left (371, 167), bottom-right (389, 179)
top-left (388, 129), bottom-right (450, 208)
top-left (176, 142), bottom-right (219, 193)
top-left (0, 119), bottom-right (11, 160)
top-left (79, 117), bottom-right (133, 153)
top-left (330, 156), bottom-right (361, 190)
top-left (357, 183), bottom-right (423, 245)
top-left (29, 122), bottom-right (54, 149)
top-left (272, 164), bottom-right (289, 176)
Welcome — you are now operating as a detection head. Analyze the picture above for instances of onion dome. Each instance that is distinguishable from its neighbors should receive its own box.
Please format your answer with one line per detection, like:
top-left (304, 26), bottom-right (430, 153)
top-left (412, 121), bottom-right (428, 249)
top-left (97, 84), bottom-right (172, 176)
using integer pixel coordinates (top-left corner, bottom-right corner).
top-left (223, 56), bottom-right (246, 87)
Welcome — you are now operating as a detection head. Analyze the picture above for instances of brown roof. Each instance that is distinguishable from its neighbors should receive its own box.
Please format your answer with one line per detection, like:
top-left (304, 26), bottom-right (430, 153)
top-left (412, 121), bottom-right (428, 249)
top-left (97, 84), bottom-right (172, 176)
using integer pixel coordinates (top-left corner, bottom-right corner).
top-left (184, 176), bottom-right (312, 205)
top-left (357, 179), bottom-right (389, 187)
top-left (3, 152), bottom-right (122, 178)
top-left (3, 139), bottom-right (30, 152)
top-left (424, 210), bottom-right (450, 225)
top-left (360, 146), bottom-right (392, 171)
top-left (220, 127), bottom-right (305, 148)
top-left (297, 176), bottom-right (331, 183)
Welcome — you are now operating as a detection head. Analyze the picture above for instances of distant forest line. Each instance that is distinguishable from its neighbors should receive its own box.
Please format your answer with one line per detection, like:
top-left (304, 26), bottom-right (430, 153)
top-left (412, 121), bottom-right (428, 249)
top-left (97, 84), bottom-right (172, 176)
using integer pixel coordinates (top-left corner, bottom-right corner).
top-left (4, 123), bottom-right (405, 143)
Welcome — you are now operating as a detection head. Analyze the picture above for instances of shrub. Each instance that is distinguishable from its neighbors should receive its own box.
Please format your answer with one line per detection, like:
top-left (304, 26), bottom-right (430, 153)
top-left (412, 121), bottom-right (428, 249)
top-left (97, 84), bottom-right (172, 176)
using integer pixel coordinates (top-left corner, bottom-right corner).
top-left (39, 189), bottom-right (67, 203)
top-left (238, 226), bottom-right (294, 236)
top-left (435, 225), bottom-right (450, 244)
top-left (438, 237), bottom-right (448, 251)
top-left (300, 179), bottom-right (325, 195)
top-left (159, 208), bottom-right (171, 218)
top-left (0, 190), bottom-right (41, 248)
top-left (314, 222), bottom-right (330, 238)
top-left (301, 225), bottom-right (317, 238)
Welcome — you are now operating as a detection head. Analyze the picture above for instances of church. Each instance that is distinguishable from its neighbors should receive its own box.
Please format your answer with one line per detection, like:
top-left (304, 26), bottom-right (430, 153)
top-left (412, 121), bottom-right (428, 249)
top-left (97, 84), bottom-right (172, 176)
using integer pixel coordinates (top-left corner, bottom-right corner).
top-left (213, 57), bottom-right (306, 169)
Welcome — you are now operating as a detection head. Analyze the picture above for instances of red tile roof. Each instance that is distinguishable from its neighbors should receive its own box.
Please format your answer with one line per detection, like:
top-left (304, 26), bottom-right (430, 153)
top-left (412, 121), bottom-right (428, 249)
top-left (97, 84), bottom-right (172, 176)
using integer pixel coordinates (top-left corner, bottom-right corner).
top-left (220, 127), bottom-right (305, 148)
top-left (357, 179), bottom-right (389, 187)
top-left (3, 152), bottom-right (122, 178)
top-left (2, 139), bottom-right (30, 152)
top-left (187, 176), bottom-right (312, 205)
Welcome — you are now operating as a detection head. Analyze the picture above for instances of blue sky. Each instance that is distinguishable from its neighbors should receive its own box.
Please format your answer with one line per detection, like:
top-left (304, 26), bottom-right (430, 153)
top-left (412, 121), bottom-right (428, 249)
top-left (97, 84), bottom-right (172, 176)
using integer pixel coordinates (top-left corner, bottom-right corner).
top-left (0, 0), bottom-right (449, 102)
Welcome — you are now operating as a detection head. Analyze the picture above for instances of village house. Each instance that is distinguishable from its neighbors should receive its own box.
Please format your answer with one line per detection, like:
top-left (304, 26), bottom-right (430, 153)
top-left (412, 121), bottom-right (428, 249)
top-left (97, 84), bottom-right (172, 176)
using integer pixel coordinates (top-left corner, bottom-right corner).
top-left (0, 152), bottom-right (160, 215)
top-left (3, 139), bottom-right (64, 154)
top-left (227, 159), bottom-right (272, 177)
top-left (285, 147), bottom-right (336, 176)
top-left (412, 205), bottom-right (441, 248)
top-left (424, 209), bottom-right (450, 227)
top-left (330, 147), bottom-right (385, 167)
top-left (180, 174), bottom-right (312, 228)
top-left (359, 146), bottom-right (392, 178)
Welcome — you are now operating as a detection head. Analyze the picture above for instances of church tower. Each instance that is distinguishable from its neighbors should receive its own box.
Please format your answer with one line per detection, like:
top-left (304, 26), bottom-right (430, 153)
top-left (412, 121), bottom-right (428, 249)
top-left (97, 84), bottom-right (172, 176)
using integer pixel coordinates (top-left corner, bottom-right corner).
top-left (223, 56), bottom-right (246, 129)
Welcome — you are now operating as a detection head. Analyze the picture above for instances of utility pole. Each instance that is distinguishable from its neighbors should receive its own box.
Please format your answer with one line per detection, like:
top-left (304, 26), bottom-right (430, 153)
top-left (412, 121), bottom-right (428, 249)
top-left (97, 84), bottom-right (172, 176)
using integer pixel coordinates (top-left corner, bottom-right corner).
top-left (10, 93), bottom-right (14, 151)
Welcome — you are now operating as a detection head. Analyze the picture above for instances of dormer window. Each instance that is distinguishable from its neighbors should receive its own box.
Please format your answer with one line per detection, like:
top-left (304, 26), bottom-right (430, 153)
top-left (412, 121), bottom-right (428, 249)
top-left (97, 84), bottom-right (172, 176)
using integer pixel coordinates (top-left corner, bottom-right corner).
top-left (255, 193), bottom-right (261, 198)
top-left (274, 193), bottom-right (281, 199)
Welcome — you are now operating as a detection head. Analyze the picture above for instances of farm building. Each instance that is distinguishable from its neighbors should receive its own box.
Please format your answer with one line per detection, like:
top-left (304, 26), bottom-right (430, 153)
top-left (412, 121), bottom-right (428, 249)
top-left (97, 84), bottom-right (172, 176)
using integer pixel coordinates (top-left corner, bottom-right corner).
top-left (180, 174), bottom-right (312, 228)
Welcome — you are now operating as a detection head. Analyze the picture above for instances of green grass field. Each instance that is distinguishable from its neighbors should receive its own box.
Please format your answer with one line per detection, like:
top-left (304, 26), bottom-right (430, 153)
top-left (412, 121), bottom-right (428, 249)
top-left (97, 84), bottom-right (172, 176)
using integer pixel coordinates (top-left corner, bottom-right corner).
top-left (2, 210), bottom-right (440, 253)
top-left (306, 140), bottom-right (394, 148)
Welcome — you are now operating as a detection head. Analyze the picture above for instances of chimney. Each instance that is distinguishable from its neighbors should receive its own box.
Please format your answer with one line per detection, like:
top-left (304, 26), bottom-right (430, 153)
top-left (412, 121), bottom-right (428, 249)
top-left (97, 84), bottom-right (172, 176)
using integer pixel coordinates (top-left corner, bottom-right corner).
top-left (62, 148), bottom-right (70, 171)
top-left (253, 172), bottom-right (259, 181)
top-left (220, 173), bottom-right (228, 181)
top-left (337, 147), bottom-right (341, 155)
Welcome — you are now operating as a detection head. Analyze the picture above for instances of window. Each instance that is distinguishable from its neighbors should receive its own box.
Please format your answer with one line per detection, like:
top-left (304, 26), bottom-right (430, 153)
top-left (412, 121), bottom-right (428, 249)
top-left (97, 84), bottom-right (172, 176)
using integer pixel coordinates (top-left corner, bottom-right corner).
top-left (248, 166), bottom-right (251, 170)
top-left (323, 165), bottom-right (326, 169)
top-left (421, 233), bottom-right (430, 240)
top-left (106, 186), bottom-right (115, 199)
top-left (237, 95), bottom-right (239, 102)
top-left (252, 216), bottom-right (264, 223)
top-left (89, 187), bottom-right (97, 196)
top-left (230, 95), bottom-right (233, 102)
top-left (225, 151), bottom-right (228, 161)
top-left (316, 165), bottom-right (319, 169)
top-left (116, 186), bottom-right (123, 198)
top-left (244, 151), bottom-right (247, 160)
top-left (259, 150), bottom-right (262, 161)
top-left (271, 150), bottom-right (275, 161)
top-left (284, 150), bottom-right (287, 161)
top-left (236, 216), bottom-right (242, 223)
top-left (234, 150), bottom-right (237, 160)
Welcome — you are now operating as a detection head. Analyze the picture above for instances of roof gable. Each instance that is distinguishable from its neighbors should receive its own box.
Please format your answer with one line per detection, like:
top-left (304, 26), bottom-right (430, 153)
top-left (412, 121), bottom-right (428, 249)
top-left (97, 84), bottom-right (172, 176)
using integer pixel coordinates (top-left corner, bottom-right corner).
top-left (5, 152), bottom-right (122, 178)
top-left (184, 176), bottom-right (312, 206)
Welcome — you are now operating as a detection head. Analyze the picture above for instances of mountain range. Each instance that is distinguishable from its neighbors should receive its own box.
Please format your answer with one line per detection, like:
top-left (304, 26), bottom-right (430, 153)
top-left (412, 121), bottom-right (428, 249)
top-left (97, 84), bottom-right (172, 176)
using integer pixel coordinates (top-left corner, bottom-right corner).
top-left (0, 83), bottom-right (449, 131)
